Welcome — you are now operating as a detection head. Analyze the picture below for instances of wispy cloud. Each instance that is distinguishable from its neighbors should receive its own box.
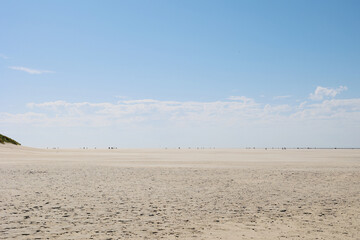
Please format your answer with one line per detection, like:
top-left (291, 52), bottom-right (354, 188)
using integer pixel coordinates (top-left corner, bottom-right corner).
top-left (12, 97), bottom-right (284, 127)
top-left (115, 95), bottom-right (128, 99)
top-left (0, 86), bottom-right (358, 137)
top-left (0, 53), bottom-right (9, 59)
top-left (298, 101), bottom-right (307, 109)
top-left (2, 86), bottom-right (359, 148)
top-left (1, 88), bottom-right (358, 129)
top-left (227, 96), bottom-right (255, 104)
top-left (309, 86), bottom-right (347, 101)
top-left (273, 95), bottom-right (291, 100)
top-left (8, 66), bottom-right (54, 74)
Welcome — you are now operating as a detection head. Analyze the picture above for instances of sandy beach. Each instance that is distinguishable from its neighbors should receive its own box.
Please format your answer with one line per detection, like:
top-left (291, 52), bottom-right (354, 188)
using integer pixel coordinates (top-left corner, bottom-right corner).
top-left (0, 144), bottom-right (359, 239)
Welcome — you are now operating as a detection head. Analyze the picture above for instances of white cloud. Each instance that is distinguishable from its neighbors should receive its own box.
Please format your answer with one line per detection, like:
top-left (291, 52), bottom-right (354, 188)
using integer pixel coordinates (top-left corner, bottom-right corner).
top-left (2, 84), bottom-right (359, 128)
top-left (273, 95), bottom-right (291, 100)
top-left (291, 98), bottom-right (360, 121)
top-left (115, 95), bottom-right (128, 99)
top-left (0, 53), bottom-right (9, 59)
top-left (12, 98), bottom-right (283, 127)
top-left (227, 96), bottom-right (256, 104)
top-left (309, 86), bottom-right (347, 100)
top-left (8, 66), bottom-right (54, 74)
top-left (2, 88), bottom-right (360, 147)
top-left (3, 92), bottom-right (358, 129)
top-left (298, 101), bottom-right (307, 109)
top-left (0, 112), bottom-right (48, 125)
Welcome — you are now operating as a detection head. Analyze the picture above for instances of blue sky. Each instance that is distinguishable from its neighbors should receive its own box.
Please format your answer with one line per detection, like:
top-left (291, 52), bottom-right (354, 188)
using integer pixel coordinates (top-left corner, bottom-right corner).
top-left (1, 0), bottom-right (360, 148)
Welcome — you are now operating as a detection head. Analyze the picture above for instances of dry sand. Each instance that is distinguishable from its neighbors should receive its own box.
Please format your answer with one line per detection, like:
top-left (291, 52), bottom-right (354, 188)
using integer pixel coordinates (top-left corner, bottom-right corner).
top-left (0, 144), bottom-right (359, 239)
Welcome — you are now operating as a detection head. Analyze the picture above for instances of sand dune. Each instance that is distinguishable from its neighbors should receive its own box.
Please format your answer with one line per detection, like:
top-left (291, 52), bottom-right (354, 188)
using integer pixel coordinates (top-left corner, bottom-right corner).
top-left (0, 145), bottom-right (359, 239)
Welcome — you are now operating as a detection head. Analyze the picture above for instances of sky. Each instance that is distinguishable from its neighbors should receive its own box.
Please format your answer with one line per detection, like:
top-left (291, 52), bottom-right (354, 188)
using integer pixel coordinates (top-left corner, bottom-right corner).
top-left (1, 0), bottom-right (360, 148)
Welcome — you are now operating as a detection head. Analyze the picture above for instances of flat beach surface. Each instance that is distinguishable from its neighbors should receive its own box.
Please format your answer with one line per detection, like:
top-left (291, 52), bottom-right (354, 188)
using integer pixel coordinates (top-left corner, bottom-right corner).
top-left (0, 144), bottom-right (359, 239)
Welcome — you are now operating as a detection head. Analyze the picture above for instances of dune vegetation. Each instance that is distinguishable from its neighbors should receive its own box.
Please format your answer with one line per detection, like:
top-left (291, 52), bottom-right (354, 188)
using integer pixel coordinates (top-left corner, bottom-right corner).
top-left (0, 134), bottom-right (21, 145)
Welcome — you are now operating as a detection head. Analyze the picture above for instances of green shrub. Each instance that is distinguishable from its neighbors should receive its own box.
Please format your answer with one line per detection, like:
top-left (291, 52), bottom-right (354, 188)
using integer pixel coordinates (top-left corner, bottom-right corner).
top-left (0, 134), bottom-right (21, 145)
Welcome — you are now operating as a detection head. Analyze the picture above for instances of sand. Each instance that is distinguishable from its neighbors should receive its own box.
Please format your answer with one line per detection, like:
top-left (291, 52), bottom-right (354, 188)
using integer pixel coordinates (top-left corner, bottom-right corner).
top-left (0, 144), bottom-right (359, 239)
